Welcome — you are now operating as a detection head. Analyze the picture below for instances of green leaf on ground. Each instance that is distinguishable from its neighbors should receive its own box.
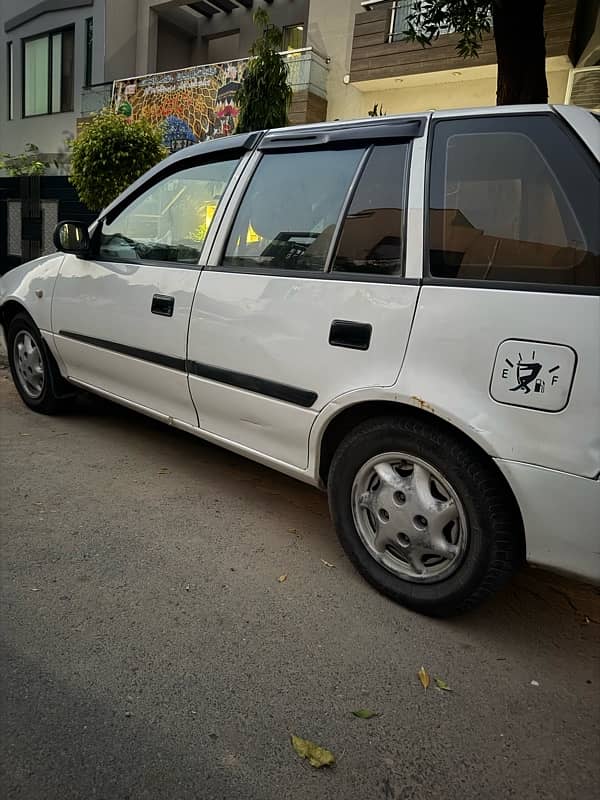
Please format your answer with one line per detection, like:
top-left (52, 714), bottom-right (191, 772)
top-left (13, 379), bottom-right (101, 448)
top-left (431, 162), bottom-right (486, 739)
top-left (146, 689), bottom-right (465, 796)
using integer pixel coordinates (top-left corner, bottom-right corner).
top-left (434, 677), bottom-right (452, 692)
top-left (351, 709), bottom-right (380, 719)
top-left (291, 735), bottom-right (335, 768)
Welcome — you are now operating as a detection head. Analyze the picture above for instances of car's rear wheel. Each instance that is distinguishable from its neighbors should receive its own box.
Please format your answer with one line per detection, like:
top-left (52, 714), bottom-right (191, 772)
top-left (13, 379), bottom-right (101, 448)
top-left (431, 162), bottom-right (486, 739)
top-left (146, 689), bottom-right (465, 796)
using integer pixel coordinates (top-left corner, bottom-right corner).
top-left (7, 313), bottom-right (74, 414)
top-left (328, 416), bottom-right (524, 616)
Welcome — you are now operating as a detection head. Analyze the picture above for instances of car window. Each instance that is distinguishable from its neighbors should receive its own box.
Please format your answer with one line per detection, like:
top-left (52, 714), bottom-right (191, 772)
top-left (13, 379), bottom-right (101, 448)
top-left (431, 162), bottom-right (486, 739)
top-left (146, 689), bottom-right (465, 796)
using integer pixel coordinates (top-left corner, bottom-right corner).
top-left (99, 158), bottom-right (240, 264)
top-left (429, 115), bottom-right (600, 287)
top-left (332, 142), bottom-right (410, 275)
top-left (221, 148), bottom-right (364, 272)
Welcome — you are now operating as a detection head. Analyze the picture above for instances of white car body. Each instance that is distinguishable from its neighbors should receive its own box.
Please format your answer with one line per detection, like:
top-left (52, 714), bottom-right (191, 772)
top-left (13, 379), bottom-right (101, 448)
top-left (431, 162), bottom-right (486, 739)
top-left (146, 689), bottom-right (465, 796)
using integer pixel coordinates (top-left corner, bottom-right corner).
top-left (1, 105), bottom-right (599, 586)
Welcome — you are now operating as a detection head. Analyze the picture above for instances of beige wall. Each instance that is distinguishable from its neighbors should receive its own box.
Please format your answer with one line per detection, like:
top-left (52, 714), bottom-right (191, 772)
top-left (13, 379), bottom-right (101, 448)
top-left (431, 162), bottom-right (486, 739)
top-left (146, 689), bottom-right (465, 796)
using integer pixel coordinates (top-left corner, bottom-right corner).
top-left (137, 1), bottom-right (159, 75)
top-left (105, 0), bottom-right (139, 81)
top-left (156, 18), bottom-right (194, 72)
top-left (547, 69), bottom-right (571, 103)
top-left (345, 69), bottom-right (570, 119)
top-left (306, 0), bottom-right (363, 120)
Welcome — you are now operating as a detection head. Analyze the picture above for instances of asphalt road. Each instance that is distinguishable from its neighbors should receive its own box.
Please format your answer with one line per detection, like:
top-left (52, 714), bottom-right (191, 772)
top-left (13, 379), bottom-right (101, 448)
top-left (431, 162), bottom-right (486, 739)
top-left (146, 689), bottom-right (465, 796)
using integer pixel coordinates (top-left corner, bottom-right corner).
top-left (1, 363), bottom-right (599, 800)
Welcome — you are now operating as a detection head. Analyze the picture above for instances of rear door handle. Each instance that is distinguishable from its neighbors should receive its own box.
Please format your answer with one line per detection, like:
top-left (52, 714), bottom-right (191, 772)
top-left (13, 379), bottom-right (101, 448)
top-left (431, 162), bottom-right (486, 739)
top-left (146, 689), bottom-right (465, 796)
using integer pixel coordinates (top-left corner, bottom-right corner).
top-left (151, 294), bottom-right (174, 317)
top-left (329, 319), bottom-right (372, 351)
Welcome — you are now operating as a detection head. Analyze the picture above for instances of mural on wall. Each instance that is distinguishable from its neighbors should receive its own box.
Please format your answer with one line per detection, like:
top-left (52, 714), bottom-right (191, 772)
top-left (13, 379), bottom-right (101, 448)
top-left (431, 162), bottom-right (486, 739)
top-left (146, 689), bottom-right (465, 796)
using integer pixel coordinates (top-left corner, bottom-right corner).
top-left (112, 60), bottom-right (248, 151)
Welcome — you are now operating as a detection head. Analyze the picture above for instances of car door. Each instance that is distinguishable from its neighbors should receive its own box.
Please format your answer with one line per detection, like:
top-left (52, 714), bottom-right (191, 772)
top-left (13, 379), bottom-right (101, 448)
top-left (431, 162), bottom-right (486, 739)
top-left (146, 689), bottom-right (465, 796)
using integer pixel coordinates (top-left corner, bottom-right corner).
top-left (52, 153), bottom-right (242, 426)
top-left (187, 120), bottom-right (425, 469)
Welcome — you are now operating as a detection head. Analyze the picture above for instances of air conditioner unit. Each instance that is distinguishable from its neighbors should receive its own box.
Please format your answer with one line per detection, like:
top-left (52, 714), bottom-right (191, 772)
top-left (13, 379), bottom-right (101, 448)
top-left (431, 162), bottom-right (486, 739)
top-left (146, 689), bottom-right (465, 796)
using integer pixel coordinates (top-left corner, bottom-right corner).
top-left (565, 66), bottom-right (600, 111)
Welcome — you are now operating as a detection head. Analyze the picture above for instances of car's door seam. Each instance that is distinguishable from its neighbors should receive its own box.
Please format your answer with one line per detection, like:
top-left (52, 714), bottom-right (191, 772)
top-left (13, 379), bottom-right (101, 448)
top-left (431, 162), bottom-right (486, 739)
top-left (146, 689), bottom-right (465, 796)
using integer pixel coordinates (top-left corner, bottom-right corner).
top-left (185, 271), bottom-right (203, 428)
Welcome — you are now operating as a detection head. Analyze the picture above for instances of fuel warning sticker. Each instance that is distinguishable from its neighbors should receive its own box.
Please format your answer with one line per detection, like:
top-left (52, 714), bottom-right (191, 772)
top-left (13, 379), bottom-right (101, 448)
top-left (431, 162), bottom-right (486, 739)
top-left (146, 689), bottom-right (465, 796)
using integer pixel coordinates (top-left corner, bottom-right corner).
top-left (490, 340), bottom-right (576, 412)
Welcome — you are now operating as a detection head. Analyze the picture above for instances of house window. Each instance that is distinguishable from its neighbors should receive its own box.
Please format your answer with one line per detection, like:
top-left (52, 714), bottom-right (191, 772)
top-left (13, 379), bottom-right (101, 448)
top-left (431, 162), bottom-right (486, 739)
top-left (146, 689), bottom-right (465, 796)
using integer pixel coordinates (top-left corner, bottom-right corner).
top-left (85, 17), bottom-right (93, 87)
top-left (23, 27), bottom-right (74, 117)
top-left (283, 24), bottom-right (304, 51)
top-left (389, 0), bottom-right (454, 42)
top-left (7, 41), bottom-right (14, 120)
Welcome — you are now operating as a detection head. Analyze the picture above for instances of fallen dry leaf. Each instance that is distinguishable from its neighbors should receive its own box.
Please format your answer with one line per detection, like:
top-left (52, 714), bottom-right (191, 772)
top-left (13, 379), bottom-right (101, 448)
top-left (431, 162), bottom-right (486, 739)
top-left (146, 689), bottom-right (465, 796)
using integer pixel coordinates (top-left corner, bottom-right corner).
top-left (418, 666), bottom-right (430, 690)
top-left (351, 709), bottom-right (379, 719)
top-left (320, 559), bottom-right (336, 568)
top-left (434, 677), bottom-right (452, 692)
top-left (291, 735), bottom-right (335, 768)
top-left (278, 574), bottom-right (288, 583)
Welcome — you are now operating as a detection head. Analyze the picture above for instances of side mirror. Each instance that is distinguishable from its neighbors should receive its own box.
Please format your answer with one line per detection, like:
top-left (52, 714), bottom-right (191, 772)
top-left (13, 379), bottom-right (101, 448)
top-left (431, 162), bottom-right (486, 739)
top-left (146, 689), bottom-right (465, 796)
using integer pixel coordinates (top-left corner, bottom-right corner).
top-left (53, 221), bottom-right (91, 257)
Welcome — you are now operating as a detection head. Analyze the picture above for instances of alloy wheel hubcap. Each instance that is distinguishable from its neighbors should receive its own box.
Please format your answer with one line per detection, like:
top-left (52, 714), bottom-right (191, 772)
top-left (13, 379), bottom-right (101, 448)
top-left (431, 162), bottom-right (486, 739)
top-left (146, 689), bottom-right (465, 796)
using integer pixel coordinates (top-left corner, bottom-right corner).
top-left (351, 452), bottom-right (468, 583)
top-left (13, 330), bottom-right (45, 399)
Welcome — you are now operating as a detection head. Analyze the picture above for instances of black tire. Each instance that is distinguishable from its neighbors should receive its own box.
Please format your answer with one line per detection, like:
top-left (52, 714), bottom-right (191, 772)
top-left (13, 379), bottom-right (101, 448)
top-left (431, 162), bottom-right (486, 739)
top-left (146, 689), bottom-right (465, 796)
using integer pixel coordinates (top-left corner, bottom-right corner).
top-left (6, 313), bottom-right (75, 414)
top-left (328, 416), bottom-right (524, 617)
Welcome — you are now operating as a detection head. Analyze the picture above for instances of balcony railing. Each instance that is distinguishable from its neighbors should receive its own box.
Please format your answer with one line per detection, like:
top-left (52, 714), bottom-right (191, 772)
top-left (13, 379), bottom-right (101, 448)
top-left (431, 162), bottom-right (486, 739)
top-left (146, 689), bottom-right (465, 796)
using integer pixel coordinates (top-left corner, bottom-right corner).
top-left (79, 48), bottom-right (328, 121)
top-left (282, 47), bottom-right (329, 98)
top-left (80, 81), bottom-right (114, 115)
top-left (388, 0), bottom-right (458, 42)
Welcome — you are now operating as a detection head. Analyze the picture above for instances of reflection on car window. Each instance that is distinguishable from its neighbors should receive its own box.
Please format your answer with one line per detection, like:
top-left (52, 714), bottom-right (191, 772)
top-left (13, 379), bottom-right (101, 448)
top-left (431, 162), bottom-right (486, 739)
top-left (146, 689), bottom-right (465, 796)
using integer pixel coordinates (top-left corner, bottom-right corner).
top-left (99, 158), bottom-right (239, 264)
top-left (429, 117), bottom-right (600, 286)
top-left (333, 143), bottom-right (409, 275)
top-left (221, 148), bottom-right (364, 272)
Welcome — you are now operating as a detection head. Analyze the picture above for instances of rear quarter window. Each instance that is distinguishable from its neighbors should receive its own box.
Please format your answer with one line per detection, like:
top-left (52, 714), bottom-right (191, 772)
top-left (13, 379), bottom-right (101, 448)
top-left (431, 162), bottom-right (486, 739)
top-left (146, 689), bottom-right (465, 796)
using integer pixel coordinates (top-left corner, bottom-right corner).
top-left (428, 115), bottom-right (600, 289)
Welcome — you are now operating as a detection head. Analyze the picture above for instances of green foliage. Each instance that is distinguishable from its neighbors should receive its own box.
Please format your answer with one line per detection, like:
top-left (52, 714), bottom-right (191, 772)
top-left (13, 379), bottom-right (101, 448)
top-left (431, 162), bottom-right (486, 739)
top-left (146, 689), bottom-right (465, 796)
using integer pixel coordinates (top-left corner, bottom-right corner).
top-left (404, 1), bottom-right (493, 59)
top-left (235, 9), bottom-right (292, 133)
top-left (0, 144), bottom-right (49, 177)
top-left (69, 109), bottom-right (168, 211)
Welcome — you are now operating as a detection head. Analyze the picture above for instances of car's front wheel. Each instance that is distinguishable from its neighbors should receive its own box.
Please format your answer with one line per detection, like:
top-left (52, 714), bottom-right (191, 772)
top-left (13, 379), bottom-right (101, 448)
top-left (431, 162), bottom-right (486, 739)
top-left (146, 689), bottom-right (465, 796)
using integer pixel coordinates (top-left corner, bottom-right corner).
top-left (328, 416), bottom-right (524, 616)
top-left (7, 313), bottom-right (74, 414)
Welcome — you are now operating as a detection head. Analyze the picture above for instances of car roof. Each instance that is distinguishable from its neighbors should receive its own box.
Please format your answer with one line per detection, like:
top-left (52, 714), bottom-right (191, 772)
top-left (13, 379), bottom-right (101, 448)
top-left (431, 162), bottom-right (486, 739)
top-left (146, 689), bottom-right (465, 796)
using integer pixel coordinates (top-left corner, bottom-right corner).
top-left (264, 104), bottom-right (558, 137)
top-left (431, 103), bottom-right (554, 118)
top-left (264, 110), bottom-right (430, 136)
top-left (99, 104), bottom-right (570, 222)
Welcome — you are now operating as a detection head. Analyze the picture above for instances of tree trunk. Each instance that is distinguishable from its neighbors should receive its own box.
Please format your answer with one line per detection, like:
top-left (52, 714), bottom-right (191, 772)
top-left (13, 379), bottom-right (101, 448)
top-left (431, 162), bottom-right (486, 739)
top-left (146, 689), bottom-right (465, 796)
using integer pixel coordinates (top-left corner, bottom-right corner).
top-left (492, 0), bottom-right (548, 105)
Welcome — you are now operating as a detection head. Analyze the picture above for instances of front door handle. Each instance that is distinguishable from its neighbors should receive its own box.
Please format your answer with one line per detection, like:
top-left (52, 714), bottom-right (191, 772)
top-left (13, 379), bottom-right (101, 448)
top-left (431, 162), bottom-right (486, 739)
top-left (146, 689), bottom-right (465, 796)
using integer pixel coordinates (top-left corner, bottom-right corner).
top-left (151, 294), bottom-right (174, 317)
top-left (329, 319), bottom-right (372, 351)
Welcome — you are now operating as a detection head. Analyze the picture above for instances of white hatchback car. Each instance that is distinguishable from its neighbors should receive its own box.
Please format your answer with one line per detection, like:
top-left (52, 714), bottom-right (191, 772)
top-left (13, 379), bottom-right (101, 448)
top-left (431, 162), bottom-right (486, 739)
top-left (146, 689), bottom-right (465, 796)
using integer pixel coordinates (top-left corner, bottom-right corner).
top-left (1, 105), bottom-right (599, 616)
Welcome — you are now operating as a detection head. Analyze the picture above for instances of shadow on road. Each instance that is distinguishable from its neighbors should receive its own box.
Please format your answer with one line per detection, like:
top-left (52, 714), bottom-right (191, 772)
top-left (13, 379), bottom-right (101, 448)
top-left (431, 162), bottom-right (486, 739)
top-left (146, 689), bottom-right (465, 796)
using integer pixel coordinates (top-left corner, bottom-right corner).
top-left (73, 390), bottom-right (600, 631)
top-left (2, 374), bottom-right (599, 800)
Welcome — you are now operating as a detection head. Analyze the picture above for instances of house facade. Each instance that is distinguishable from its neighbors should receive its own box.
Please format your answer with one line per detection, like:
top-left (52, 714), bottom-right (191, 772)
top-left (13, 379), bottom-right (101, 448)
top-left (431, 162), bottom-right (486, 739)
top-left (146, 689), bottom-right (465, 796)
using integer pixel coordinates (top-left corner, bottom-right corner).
top-left (1, 0), bottom-right (598, 164)
top-left (1, 0), bottom-right (140, 159)
top-left (338, 0), bottom-right (600, 120)
top-left (0, 0), bottom-right (321, 160)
